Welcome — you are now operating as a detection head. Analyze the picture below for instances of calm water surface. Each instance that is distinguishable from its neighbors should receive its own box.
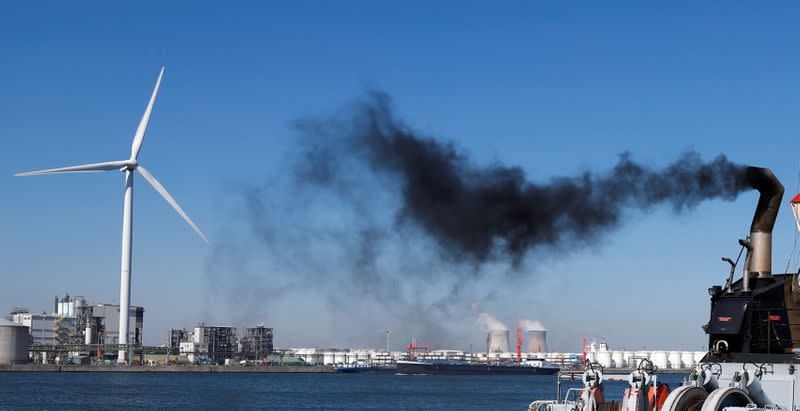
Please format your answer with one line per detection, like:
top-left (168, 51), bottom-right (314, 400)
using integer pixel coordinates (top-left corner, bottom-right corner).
top-left (0, 372), bottom-right (686, 410)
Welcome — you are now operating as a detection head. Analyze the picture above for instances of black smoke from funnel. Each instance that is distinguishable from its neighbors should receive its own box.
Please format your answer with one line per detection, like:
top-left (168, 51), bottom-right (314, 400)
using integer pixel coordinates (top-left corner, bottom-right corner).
top-left (296, 92), bottom-right (751, 266)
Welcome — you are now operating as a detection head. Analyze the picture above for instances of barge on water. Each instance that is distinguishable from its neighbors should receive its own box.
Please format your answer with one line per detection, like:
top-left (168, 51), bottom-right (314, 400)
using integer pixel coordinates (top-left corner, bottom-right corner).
top-left (397, 359), bottom-right (559, 375)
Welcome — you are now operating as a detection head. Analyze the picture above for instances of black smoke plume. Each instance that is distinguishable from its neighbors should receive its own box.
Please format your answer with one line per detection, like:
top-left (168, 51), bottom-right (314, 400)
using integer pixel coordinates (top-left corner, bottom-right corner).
top-left (296, 92), bottom-right (751, 266)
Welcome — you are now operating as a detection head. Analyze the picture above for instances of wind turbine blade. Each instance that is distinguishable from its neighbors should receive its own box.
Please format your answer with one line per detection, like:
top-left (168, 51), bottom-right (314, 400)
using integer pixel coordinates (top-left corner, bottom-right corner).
top-left (130, 67), bottom-right (165, 160)
top-left (137, 165), bottom-right (208, 244)
top-left (14, 160), bottom-right (130, 176)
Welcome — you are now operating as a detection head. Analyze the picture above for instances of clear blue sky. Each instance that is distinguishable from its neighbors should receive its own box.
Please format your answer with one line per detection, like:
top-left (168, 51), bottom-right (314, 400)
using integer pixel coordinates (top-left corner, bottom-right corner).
top-left (2, 2), bottom-right (800, 351)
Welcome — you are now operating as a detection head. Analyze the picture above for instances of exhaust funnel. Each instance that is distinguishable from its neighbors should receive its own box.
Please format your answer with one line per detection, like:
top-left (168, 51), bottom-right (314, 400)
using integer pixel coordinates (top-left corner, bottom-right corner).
top-left (745, 167), bottom-right (784, 278)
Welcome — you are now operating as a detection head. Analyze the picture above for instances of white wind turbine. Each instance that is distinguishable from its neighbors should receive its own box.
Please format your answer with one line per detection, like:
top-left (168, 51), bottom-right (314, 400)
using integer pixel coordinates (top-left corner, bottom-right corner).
top-left (15, 67), bottom-right (207, 363)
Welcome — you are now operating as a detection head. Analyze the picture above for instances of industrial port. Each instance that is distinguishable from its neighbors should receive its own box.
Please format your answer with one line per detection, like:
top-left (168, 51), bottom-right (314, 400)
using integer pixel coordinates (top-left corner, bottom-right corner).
top-left (0, 293), bottom-right (701, 374)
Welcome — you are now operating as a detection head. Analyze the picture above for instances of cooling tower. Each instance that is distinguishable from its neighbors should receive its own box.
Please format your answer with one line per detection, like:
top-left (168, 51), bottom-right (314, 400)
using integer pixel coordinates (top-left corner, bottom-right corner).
top-left (487, 330), bottom-right (510, 353)
top-left (526, 330), bottom-right (548, 353)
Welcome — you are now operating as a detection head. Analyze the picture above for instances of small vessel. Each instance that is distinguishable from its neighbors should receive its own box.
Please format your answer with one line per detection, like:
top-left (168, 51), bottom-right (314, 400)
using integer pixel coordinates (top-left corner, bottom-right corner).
top-left (397, 359), bottom-right (559, 375)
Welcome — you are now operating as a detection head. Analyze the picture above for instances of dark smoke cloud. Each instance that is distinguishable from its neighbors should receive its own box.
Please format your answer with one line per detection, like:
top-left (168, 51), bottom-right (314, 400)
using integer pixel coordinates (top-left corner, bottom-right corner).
top-left (207, 91), bottom-right (754, 349)
top-left (296, 91), bottom-right (750, 266)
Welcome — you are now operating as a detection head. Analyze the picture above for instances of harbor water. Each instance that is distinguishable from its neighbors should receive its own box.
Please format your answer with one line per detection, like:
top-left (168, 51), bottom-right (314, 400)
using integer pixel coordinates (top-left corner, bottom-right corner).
top-left (0, 372), bottom-right (685, 409)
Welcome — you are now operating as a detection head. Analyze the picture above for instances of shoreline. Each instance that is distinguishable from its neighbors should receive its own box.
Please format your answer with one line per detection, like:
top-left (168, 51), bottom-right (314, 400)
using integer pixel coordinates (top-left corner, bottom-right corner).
top-left (0, 364), bottom-right (336, 373)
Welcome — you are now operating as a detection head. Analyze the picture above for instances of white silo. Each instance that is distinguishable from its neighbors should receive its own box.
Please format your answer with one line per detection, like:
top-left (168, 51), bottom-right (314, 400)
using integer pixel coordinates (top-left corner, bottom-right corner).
top-left (596, 350), bottom-right (612, 368)
top-left (611, 351), bottom-right (624, 368)
top-left (488, 330), bottom-right (510, 353)
top-left (526, 330), bottom-right (548, 353)
top-left (680, 351), bottom-right (695, 369)
top-left (650, 351), bottom-right (668, 369)
top-left (667, 351), bottom-right (682, 369)
top-left (623, 351), bottom-right (635, 368)
top-left (631, 351), bottom-right (651, 368)
top-left (0, 319), bottom-right (29, 365)
top-left (585, 351), bottom-right (597, 366)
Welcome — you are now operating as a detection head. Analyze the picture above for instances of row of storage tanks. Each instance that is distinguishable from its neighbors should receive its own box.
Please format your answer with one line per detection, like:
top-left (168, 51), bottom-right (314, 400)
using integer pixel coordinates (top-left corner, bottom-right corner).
top-left (586, 350), bottom-right (706, 370)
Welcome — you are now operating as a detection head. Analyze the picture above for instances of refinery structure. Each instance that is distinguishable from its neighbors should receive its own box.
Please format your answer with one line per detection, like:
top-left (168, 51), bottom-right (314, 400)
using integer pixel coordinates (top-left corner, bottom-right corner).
top-left (0, 292), bottom-right (704, 372)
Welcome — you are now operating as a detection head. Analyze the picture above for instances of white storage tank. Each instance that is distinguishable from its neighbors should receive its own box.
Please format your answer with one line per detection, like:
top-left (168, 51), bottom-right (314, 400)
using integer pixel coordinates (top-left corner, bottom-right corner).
top-left (631, 351), bottom-right (651, 368)
top-left (0, 319), bottom-right (29, 365)
top-left (585, 351), bottom-right (597, 365)
top-left (596, 350), bottom-right (612, 368)
top-left (680, 351), bottom-right (695, 369)
top-left (650, 351), bottom-right (668, 369)
top-left (667, 351), bottom-right (682, 369)
top-left (611, 351), bottom-right (624, 368)
top-left (323, 352), bottom-right (335, 365)
top-left (693, 351), bottom-right (706, 364)
top-left (623, 351), bottom-right (635, 368)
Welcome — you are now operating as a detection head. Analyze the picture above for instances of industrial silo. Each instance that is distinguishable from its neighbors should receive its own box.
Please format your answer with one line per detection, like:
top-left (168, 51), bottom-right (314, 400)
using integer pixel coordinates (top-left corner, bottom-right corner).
top-left (0, 319), bottom-right (29, 365)
top-left (631, 351), bottom-right (651, 368)
top-left (667, 351), bottom-right (682, 369)
top-left (595, 350), bottom-right (612, 368)
top-left (650, 351), bottom-right (668, 369)
top-left (526, 330), bottom-right (548, 353)
top-left (487, 330), bottom-right (510, 353)
top-left (611, 351), bottom-right (624, 368)
top-left (680, 351), bottom-right (695, 369)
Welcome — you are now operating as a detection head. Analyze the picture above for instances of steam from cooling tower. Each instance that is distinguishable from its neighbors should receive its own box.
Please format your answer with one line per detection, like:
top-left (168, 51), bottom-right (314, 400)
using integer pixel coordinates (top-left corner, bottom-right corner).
top-left (475, 312), bottom-right (508, 332)
top-left (520, 319), bottom-right (545, 332)
top-left (520, 320), bottom-right (548, 353)
top-left (295, 92), bottom-right (752, 266)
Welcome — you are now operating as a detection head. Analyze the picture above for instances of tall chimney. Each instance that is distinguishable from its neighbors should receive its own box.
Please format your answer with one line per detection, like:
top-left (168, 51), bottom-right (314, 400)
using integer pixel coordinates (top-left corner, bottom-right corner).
top-left (746, 167), bottom-right (784, 278)
top-left (487, 330), bottom-right (510, 353)
top-left (526, 330), bottom-right (548, 353)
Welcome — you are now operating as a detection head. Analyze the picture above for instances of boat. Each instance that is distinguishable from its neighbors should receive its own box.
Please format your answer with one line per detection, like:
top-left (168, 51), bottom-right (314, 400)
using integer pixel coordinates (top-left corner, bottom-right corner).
top-left (529, 166), bottom-right (800, 410)
top-left (397, 359), bottom-right (559, 375)
top-left (334, 362), bottom-right (397, 373)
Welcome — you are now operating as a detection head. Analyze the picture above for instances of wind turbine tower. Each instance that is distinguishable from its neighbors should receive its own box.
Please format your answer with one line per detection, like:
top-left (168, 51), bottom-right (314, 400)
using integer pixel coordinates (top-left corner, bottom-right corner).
top-left (15, 68), bottom-right (207, 363)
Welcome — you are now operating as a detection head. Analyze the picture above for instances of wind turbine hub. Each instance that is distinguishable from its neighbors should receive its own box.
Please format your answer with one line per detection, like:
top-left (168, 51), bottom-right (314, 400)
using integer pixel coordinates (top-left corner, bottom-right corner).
top-left (125, 160), bottom-right (139, 170)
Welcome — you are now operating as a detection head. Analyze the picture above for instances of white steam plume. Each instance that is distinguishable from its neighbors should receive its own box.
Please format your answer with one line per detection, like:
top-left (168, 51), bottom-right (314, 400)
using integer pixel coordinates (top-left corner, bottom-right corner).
top-left (520, 319), bottom-right (545, 331)
top-left (476, 312), bottom-right (508, 332)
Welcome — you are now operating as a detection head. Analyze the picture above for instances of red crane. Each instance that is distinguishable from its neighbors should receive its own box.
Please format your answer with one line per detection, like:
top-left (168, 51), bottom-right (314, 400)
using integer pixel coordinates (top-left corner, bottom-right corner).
top-left (406, 338), bottom-right (430, 360)
top-left (516, 321), bottom-right (523, 364)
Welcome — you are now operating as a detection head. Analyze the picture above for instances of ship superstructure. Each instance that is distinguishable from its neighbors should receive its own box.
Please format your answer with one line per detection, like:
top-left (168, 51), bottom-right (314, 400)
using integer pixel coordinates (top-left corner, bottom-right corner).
top-left (529, 166), bottom-right (800, 410)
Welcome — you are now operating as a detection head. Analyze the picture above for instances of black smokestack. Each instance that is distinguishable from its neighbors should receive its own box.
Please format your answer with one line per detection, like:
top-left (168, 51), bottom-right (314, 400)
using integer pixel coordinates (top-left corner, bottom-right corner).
top-left (296, 92), bottom-right (752, 266)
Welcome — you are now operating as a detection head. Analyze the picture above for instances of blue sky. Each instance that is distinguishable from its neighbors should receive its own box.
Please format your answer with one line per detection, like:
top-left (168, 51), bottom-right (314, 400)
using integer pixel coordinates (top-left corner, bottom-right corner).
top-left (2, 2), bottom-right (800, 351)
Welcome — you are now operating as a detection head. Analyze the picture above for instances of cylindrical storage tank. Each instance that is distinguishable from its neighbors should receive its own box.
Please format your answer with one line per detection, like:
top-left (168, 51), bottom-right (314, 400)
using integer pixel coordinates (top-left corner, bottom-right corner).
top-left (596, 350), bottom-right (612, 368)
top-left (85, 326), bottom-right (93, 345)
top-left (323, 352), bottom-right (335, 365)
top-left (693, 351), bottom-right (706, 364)
top-left (585, 351), bottom-right (597, 365)
top-left (334, 352), bottom-right (346, 364)
top-left (680, 351), bottom-right (695, 369)
top-left (488, 330), bottom-right (510, 353)
top-left (611, 351), bottom-right (624, 368)
top-left (667, 351), bottom-right (682, 369)
top-left (622, 351), bottom-right (635, 367)
top-left (631, 351), bottom-right (651, 368)
top-left (0, 319), bottom-right (29, 365)
top-left (650, 351), bottom-right (668, 369)
top-left (526, 330), bottom-right (548, 353)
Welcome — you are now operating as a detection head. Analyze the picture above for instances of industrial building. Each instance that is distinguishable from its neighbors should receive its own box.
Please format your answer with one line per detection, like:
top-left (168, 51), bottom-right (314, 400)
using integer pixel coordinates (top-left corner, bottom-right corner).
top-left (168, 328), bottom-right (189, 355)
top-left (10, 309), bottom-right (75, 345)
top-left (239, 325), bottom-right (274, 360)
top-left (13, 294), bottom-right (145, 347)
top-left (86, 303), bottom-right (144, 346)
top-left (179, 324), bottom-right (237, 365)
